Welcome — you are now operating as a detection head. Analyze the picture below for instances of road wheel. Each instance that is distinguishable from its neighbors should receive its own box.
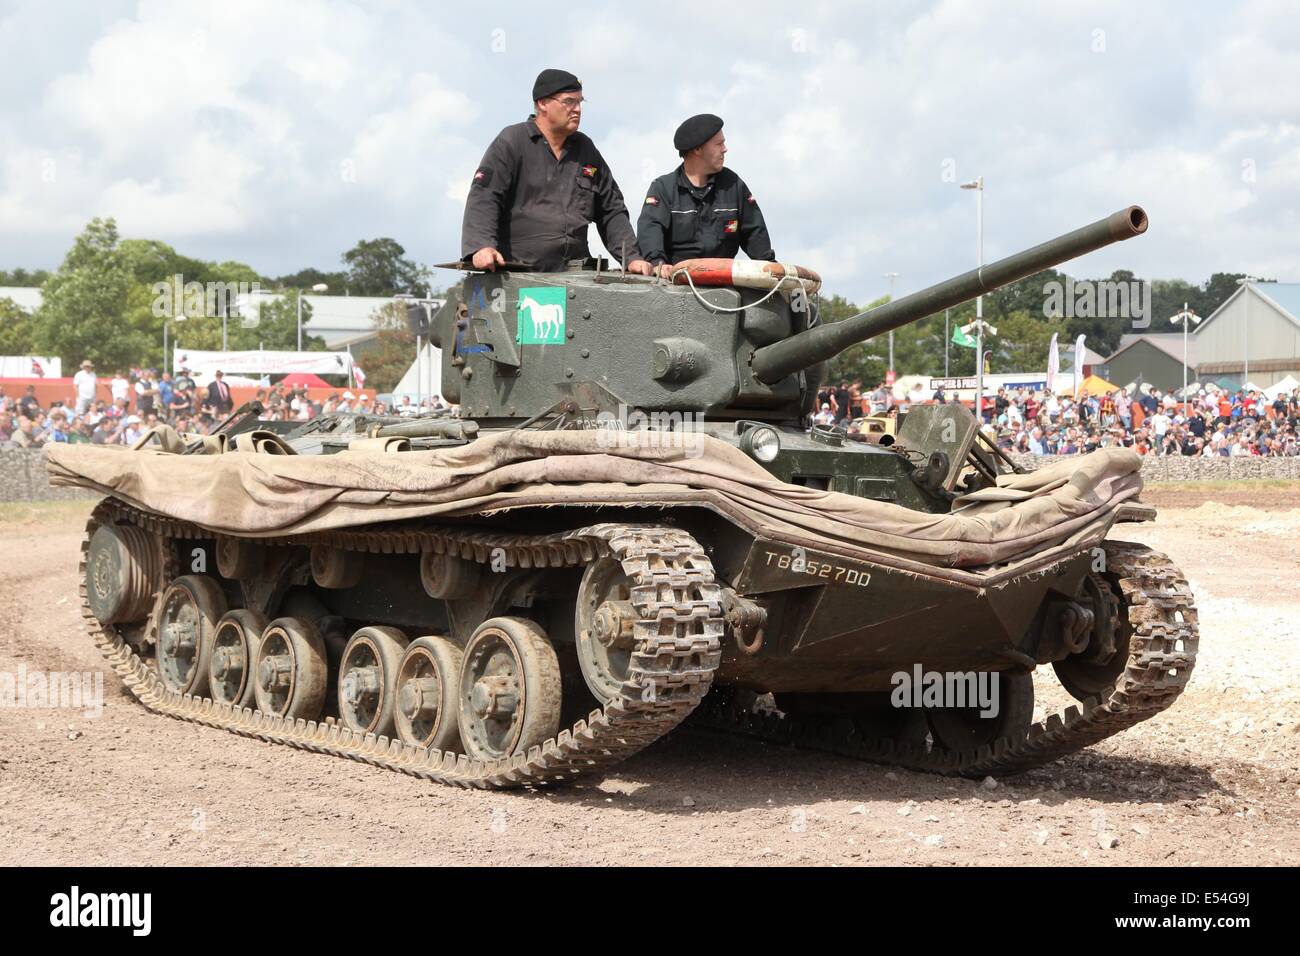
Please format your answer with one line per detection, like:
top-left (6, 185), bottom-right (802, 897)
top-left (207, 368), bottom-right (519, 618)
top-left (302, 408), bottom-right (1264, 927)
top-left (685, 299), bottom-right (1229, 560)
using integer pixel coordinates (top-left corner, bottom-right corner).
top-left (458, 617), bottom-right (561, 762)
top-left (338, 626), bottom-right (409, 737)
top-left (154, 575), bottom-right (226, 696)
top-left (208, 608), bottom-right (267, 707)
top-left (926, 671), bottom-right (1034, 752)
top-left (253, 617), bottom-right (328, 721)
top-left (393, 636), bottom-right (463, 752)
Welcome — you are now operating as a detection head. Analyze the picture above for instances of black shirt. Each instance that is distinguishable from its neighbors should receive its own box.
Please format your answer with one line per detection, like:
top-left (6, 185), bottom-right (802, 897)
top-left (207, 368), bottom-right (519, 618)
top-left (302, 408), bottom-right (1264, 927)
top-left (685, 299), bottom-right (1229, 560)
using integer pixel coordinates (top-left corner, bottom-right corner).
top-left (636, 166), bottom-right (774, 265)
top-left (461, 117), bottom-right (641, 271)
top-left (833, 387), bottom-right (851, 422)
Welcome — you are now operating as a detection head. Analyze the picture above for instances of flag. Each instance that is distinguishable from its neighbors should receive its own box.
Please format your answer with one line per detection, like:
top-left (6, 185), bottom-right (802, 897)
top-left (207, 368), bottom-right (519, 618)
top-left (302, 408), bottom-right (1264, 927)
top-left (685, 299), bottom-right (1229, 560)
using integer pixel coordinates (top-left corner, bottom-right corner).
top-left (1046, 333), bottom-right (1060, 392)
top-left (30, 358), bottom-right (45, 377)
top-left (951, 324), bottom-right (977, 349)
top-left (1073, 334), bottom-right (1086, 396)
top-left (353, 365), bottom-right (366, 386)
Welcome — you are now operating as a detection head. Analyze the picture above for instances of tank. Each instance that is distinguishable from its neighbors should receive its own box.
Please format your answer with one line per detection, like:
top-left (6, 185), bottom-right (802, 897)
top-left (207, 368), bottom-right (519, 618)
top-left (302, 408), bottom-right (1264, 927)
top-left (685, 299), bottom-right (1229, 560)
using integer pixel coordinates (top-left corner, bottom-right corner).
top-left (53, 204), bottom-right (1198, 789)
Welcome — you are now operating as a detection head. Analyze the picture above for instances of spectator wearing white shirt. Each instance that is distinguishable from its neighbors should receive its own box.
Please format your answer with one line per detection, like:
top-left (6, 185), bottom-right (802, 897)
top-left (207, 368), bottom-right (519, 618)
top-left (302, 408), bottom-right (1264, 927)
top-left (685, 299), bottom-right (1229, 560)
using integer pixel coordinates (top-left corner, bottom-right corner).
top-left (1150, 411), bottom-right (1171, 453)
top-left (73, 360), bottom-right (98, 415)
top-left (110, 372), bottom-right (131, 406)
top-left (1044, 392), bottom-right (1060, 421)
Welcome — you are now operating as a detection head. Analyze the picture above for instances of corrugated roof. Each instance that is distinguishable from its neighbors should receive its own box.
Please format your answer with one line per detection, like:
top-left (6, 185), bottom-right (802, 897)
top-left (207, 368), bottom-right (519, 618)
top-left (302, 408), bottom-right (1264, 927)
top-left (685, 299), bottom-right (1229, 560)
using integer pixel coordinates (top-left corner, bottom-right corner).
top-left (1103, 334), bottom-right (1197, 365)
top-left (1197, 281), bottom-right (1300, 336)
top-left (1252, 282), bottom-right (1300, 323)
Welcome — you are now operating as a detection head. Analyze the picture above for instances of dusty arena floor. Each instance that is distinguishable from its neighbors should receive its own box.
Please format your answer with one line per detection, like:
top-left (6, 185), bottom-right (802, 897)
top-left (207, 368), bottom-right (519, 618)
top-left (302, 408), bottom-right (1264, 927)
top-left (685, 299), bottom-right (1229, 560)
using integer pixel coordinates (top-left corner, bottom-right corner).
top-left (1, 488), bottom-right (1298, 867)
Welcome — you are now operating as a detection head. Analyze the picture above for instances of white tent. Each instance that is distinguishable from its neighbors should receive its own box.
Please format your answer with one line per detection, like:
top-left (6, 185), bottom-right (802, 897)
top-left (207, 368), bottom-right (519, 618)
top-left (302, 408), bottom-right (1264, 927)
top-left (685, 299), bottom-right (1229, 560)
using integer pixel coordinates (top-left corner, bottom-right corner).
top-left (1263, 375), bottom-right (1298, 400)
top-left (391, 342), bottom-right (443, 403)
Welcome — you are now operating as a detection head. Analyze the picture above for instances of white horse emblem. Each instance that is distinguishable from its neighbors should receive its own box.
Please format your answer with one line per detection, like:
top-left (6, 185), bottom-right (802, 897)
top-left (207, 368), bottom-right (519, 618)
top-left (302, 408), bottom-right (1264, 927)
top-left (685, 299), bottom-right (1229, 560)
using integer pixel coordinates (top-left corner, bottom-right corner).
top-left (519, 294), bottom-right (563, 342)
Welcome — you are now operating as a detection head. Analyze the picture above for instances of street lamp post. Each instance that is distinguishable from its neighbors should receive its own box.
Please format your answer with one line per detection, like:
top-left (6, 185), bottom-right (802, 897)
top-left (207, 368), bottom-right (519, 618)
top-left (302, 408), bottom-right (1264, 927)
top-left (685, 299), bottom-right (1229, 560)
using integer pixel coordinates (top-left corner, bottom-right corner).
top-left (1235, 276), bottom-right (1255, 388)
top-left (944, 308), bottom-right (950, 377)
top-left (883, 272), bottom-right (899, 382)
top-left (960, 176), bottom-right (985, 420)
top-left (1168, 302), bottom-right (1201, 401)
top-left (297, 283), bottom-right (329, 352)
top-left (164, 315), bottom-right (186, 374)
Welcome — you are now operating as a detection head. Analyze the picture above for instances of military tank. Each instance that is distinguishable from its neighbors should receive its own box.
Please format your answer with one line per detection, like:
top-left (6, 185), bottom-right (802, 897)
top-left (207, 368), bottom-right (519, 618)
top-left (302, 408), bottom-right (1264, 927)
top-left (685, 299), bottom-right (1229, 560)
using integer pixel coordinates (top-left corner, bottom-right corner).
top-left (52, 204), bottom-right (1198, 789)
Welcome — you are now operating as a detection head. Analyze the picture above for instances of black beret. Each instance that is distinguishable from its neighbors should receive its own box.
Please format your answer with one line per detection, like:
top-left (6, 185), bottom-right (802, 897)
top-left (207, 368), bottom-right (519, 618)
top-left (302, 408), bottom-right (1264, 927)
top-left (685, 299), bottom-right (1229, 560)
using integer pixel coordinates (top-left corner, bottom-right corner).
top-left (674, 113), bottom-right (724, 152)
top-left (532, 68), bottom-right (582, 102)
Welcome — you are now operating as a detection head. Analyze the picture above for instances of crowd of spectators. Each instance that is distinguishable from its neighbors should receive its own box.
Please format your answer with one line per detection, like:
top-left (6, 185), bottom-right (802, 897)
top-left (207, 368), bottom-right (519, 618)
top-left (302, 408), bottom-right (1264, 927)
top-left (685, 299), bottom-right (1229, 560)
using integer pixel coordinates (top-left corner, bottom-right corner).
top-left (985, 383), bottom-right (1300, 457)
top-left (0, 360), bottom-right (451, 449)
top-left (813, 378), bottom-right (1300, 457)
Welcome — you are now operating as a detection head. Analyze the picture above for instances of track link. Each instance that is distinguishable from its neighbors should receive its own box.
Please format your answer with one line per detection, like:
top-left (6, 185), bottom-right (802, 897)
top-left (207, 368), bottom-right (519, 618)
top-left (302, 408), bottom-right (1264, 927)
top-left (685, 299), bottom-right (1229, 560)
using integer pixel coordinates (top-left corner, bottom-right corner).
top-left (695, 540), bottom-right (1199, 776)
top-left (80, 499), bottom-right (724, 789)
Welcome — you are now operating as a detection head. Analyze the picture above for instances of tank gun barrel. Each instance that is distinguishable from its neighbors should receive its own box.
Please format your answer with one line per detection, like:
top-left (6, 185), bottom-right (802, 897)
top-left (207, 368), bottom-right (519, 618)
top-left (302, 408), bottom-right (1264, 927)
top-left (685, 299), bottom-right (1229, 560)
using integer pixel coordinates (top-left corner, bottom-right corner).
top-left (750, 205), bottom-right (1148, 384)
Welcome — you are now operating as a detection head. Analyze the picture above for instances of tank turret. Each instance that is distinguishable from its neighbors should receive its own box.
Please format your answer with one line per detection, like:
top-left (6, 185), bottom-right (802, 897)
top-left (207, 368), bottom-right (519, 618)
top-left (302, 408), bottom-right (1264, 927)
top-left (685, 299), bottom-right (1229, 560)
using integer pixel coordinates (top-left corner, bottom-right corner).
top-left (430, 206), bottom-right (1147, 424)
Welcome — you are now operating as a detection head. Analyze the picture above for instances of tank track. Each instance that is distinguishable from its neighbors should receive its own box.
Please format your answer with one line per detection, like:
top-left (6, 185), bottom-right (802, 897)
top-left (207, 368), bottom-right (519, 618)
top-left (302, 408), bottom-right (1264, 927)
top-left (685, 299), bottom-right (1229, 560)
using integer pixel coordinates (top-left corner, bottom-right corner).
top-left (695, 541), bottom-right (1199, 776)
top-left (80, 498), bottom-right (723, 789)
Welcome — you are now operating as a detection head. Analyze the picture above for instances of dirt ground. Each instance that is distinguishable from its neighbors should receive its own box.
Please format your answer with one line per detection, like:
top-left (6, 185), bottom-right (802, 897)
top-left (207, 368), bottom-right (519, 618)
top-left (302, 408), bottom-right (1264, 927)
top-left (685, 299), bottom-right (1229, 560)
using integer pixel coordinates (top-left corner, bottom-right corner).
top-left (1, 487), bottom-right (1298, 867)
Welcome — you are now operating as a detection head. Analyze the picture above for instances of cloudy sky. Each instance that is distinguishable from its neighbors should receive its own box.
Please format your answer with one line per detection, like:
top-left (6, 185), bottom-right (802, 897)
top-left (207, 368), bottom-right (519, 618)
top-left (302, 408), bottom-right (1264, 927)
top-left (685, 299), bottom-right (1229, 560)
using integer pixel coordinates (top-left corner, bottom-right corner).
top-left (2, 0), bottom-right (1296, 302)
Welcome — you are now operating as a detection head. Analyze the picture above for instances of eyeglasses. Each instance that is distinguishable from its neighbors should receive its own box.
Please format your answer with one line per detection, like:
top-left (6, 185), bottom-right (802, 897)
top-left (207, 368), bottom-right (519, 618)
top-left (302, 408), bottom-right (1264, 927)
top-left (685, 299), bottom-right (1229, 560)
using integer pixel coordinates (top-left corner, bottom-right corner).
top-left (551, 95), bottom-right (585, 112)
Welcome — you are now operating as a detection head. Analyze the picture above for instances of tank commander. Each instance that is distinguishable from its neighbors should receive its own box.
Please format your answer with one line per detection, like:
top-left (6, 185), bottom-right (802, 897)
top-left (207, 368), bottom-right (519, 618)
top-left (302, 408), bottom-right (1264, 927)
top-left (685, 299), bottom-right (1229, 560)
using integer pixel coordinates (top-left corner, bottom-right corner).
top-left (461, 69), bottom-right (652, 275)
top-left (636, 114), bottom-right (775, 278)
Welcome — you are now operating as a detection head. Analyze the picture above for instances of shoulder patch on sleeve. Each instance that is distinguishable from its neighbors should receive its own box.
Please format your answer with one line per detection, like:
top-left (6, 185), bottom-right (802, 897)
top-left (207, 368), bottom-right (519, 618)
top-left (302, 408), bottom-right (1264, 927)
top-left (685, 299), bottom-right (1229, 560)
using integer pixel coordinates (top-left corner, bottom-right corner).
top-left (644, 195), bottom-right (659, 205)
top-left (582, 164), bottom-right (598, 178)
top-left (472, 167), bottom-right (493, 187)
top-left (747, 193), bottom-right (756, 204)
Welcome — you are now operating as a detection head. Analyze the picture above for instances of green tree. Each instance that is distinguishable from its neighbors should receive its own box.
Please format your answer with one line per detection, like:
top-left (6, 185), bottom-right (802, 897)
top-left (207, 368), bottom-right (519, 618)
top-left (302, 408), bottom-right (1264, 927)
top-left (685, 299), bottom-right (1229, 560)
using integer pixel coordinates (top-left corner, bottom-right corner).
top-left (0, 297), bottom-right (38, 354)
top-left (270, 267), bottom-right (349, 292)
top-left (342, 238), bottom-right (426, 296)
top-left (118, 238), bottom-right (206, 287)
top-left (33, 218), bottom-right (149, 372)
top-left (823, 293), bottom-right (887, 384)
top-left (356, 302), bottom-right (418, 393)
top-left (1199, 272), bottom-right (1263, 317)
top-left (986, 311), bottom-right (1069, 373)
top-left (820, 293), bottom-right (984, 383)
top-left (245, 289), bottom-right (328, 352)
top-left (1150, 277), bottom-right (1203, 328)
top-left (0, 268), bottom-right (51, 287)
top-left (982, 269), bottom-right (1067, 323)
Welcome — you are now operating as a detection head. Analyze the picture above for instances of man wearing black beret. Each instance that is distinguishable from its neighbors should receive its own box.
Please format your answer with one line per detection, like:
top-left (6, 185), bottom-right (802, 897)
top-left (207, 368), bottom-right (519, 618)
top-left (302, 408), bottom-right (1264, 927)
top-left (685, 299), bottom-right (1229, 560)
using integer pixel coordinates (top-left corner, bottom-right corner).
top-left (636, 114), bottom-right (775, 275)
top-left (461, 69), bottom-right (652, 275)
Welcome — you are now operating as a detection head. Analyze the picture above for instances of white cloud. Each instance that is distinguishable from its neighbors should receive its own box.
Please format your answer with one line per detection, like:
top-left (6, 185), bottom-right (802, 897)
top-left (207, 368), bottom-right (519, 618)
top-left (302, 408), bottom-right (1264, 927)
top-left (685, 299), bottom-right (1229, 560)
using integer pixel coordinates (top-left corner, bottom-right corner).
top-left (0, 0), bottom-right (1297, 302)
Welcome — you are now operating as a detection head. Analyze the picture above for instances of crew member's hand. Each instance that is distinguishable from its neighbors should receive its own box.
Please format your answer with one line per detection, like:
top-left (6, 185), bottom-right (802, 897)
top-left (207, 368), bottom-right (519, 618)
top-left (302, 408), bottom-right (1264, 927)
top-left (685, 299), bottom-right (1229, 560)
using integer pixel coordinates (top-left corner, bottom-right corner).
top-left (625, 259), bottom-right (653, 276)
top-left (656, 263), bottom-right (674, 280)
top-left (471, 247), bottom-right (505, 271)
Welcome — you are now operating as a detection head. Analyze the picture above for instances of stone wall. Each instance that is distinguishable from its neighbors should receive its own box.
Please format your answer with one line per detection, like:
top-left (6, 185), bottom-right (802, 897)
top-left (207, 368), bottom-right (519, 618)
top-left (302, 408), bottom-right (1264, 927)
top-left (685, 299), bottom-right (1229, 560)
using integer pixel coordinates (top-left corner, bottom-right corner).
top-left (0, 448), bottom-right (98, 502)
top-left (1010, 452), bottom-right (1300, 481)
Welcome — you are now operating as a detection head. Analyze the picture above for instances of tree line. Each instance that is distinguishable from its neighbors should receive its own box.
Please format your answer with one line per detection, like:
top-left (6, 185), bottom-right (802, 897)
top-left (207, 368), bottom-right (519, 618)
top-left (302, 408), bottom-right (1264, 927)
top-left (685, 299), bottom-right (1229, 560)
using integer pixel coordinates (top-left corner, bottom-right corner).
top-left (822, 269), bottom-right (1252, 386)
top-left (1, 217), bottom-right (1251, 389)
top-left (0, 220), bottom-right (431, 385)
